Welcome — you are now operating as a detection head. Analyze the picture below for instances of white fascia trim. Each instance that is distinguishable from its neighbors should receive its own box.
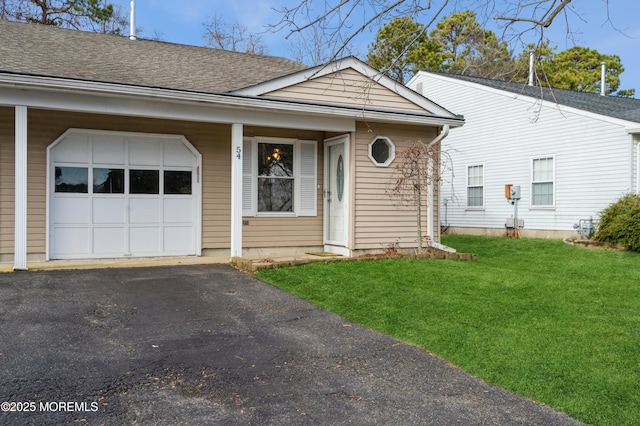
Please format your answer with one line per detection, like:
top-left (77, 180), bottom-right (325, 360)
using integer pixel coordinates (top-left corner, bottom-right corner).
top-left (411, 71), bottom-right (640, 129)
top-left (626, 128), bottom-right (640, 134)
top-left (231, 57), bottom-right (459, 119)
top-left (0, 73), bottom-right (462, 128)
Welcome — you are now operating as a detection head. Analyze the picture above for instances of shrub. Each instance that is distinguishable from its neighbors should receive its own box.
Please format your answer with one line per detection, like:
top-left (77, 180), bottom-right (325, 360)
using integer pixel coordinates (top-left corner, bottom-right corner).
top-left (594, 194), bottom-right (640, 252)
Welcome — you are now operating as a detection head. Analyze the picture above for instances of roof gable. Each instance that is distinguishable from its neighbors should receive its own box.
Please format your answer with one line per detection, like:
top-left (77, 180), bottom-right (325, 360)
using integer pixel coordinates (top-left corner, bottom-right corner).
top-left (233, 57), bottom-right (458, 118)
top-left (411, 71), bottom-right (640, 124)
top-left (0, 20), bottom-right (306, 93)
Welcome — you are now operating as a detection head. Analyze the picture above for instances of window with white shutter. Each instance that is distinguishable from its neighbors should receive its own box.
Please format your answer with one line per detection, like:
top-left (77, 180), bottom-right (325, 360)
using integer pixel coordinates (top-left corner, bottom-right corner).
top-left (298, 140), bottom-right (317, 216)
top-left (242, 138), bottom-right (254, 216)
top-left (242, 137), bottom-right (317, 217)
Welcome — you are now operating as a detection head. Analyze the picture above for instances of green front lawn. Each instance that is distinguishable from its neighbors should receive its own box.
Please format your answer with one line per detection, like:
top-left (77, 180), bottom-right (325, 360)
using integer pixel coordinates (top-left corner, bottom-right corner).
top-left (256, 236), bottom-right (640, 425)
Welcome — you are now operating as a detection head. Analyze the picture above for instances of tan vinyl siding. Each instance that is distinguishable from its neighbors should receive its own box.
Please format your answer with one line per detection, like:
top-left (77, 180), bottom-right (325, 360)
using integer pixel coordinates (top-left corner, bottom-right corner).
top-left (0, 107), bottom-right (15, 256)
top-left (266, 68), bottom-right (427, 113)
top-left (353, 121), bottom-right (438, 250)
top-left (25, 109), bottom-right (233, 255)
top-left (16, 111), bottom-right (324, 258)
top-left (242, 127), bottom-right (324, 248)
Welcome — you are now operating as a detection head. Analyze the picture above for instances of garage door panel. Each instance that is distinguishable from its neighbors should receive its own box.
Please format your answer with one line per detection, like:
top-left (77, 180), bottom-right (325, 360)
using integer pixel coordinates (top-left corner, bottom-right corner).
top-left (53, 197), bottom-right (90, 224)
top-left (93, 227), bottom-right (126, 254)
top-left (164, 226), bottom-right (195, 252)
top-left (129, 139), bottom-right (160, 166)
top-left (130, 198), bottom-right (160, 223)
top-left (164, 142), bottom-right (197, 167)
top-left (53, 134), bottom-right (89, 163)
top-left (52, 228), bottom-right (89, 256)
top-left (164, 198), bottom-right (192, 223)
top-left (50, 131), bottom-right (200, 260)
top-left (93, 198), bottom-right (126, 224)
top-left (129, 227), bottom-right (160, 253)
top-left (93, 137), bottom-right (126, 165)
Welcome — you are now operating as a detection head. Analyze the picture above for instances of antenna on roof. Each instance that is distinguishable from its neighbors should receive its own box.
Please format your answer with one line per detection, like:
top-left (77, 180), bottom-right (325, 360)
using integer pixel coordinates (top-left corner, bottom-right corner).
top-left (600, 62), bottom-right (606, 96)
top-left (129, 0), bottom-right (136, 40)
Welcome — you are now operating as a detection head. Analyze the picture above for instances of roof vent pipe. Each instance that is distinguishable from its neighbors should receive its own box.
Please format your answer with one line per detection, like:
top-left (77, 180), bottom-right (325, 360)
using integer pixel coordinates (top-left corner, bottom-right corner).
top-left (600, 62), bottom-right (606, 96)
top-left (528, 51), bottom-right (535, 86)
top-left (129, 0), bottom-right (136, 40)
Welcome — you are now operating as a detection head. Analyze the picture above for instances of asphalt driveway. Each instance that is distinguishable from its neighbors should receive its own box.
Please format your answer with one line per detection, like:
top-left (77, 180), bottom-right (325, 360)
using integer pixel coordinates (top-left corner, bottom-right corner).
top-left (1, 264), bottom-right (582, 425)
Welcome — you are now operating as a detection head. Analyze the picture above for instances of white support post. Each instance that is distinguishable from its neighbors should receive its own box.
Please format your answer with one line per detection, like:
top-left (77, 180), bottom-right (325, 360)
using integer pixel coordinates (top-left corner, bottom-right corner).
top-left (14, 106), bottom-right (28, 271)
top-left (230, 123), bottom-right (243, 259)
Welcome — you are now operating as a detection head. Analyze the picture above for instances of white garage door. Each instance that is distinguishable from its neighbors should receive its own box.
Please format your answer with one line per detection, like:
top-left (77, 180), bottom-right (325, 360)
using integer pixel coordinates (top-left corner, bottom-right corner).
top-left (48, 130), bottom-right (201, 260)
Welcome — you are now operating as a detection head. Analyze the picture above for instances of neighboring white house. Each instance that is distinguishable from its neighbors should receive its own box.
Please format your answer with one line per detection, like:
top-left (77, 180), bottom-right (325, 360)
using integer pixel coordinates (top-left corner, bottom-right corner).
top-left (407, 71), bottom-right (640, 238)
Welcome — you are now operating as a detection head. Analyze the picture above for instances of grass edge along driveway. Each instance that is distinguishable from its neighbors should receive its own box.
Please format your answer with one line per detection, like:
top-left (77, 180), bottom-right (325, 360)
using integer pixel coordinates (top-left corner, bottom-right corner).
top-left (256, 235), bottom-right (640, 426)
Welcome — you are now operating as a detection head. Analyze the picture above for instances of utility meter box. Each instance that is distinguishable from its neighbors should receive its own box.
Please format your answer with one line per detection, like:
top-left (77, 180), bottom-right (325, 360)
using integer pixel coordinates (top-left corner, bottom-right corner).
top-left (509, 185), bottom-right (521, 200)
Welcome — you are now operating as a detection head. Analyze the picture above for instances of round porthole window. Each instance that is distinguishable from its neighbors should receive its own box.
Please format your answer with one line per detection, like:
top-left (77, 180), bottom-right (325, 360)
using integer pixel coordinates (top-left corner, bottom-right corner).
top-left (368, 137), bottom-right (395, 167)
top-left (337, 154), bottom-right (344, 201)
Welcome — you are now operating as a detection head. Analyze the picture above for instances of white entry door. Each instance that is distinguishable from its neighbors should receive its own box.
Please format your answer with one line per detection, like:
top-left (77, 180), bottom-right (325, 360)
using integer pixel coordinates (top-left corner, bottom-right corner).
top-left (324, 135), bottom-right (349, 247)
top-left (48, 130), bottom-right (201, 260)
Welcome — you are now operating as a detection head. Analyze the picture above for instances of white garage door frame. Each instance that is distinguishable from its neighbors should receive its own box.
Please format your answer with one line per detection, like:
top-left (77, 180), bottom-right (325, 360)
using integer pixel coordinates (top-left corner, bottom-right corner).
top-left (46, 129), bottom-right (202, 260)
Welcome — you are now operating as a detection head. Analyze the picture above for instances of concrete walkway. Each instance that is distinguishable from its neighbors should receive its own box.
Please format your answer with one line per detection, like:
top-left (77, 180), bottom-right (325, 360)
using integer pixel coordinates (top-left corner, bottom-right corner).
top-left (1, 251), bottom-right (349, 273)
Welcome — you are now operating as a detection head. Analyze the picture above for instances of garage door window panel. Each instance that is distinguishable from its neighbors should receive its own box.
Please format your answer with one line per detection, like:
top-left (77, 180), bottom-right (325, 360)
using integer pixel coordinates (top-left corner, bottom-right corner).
top-left (130, 170), bottom-right (160, 194)
top-left (93, 168), bottom-right (125, 194)
top-left (164, 171), bottom-right (192, 195)
top-left (55, 167), bottom-right (88, 193)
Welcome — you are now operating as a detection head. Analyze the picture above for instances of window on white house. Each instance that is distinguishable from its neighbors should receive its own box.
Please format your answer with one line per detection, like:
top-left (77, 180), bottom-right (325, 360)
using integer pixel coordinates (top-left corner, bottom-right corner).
top-left (243, 137), bottom-right (317, 216)
top-left (532, 156), bottom-right (554, 206)
top-left (467, 164), bottom-right (484, 207)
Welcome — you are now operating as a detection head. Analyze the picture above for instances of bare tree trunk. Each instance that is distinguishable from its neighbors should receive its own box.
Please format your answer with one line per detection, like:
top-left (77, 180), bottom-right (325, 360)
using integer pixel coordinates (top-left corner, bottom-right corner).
top-left (416, 176), bottom-right (422, 254)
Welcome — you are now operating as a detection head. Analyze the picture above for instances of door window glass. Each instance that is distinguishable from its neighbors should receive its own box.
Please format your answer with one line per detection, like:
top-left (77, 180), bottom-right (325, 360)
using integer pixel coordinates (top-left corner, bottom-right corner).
top-left (130, 170), bottom-right (159, 194)
top-left (55, 167), bottom-right (88, 193)
top-left (336, 154), bottom-right (344, 201)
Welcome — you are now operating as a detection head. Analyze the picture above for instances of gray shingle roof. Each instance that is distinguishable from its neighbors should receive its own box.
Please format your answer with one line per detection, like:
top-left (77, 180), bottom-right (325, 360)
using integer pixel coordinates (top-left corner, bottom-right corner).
top-left (0, 19), bottom-right (308, 93)
top-left (437, 73), bottom-right (640, 124)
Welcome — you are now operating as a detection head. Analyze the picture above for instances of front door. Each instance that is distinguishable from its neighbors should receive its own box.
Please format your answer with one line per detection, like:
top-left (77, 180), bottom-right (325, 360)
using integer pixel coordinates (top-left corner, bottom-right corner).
top-left (324, 135), bottom-right (349, 248)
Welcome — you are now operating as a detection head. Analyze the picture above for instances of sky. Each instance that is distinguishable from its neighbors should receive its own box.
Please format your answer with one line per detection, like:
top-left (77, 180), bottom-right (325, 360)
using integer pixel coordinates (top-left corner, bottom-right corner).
top-left (111, 0), bottom-right (640, 97)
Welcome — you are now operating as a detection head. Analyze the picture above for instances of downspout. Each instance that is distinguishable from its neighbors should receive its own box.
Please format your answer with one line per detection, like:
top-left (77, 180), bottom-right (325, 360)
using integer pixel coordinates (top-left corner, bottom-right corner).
top-left (425, 125), bottom-right (455, 252)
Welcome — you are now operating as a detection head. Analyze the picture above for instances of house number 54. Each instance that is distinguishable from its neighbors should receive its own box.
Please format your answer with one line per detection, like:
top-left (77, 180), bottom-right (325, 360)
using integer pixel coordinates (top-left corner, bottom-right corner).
top-left (236, 147), bottom-right (242, 160)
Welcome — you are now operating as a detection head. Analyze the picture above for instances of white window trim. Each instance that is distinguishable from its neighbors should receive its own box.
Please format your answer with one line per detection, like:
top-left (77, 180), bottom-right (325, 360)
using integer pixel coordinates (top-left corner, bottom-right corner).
top-left (466, 163), bottom-right (485, 209)
top-left (530, 155), bottom-right (556, 208)
top-left (242, 136), bottom-right (317, 217)
top-left (368, 136), bottom-right (395, 167)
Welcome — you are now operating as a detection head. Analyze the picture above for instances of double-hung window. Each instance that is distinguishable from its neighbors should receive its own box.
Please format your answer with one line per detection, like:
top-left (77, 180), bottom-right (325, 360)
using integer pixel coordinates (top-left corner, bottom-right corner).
top-left (466, 164), bottom-right (484, 208)
top-left (531, 156), bottom-right (555, 207)
top-left (243, 137), bottom-right (317, 216)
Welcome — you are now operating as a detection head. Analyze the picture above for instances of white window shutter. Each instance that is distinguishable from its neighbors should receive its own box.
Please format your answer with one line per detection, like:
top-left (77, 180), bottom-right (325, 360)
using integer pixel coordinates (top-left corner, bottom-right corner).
top-left (298, 140), bottom-right (317, 216)
top-left (242, 138), bottom-right (254, 216)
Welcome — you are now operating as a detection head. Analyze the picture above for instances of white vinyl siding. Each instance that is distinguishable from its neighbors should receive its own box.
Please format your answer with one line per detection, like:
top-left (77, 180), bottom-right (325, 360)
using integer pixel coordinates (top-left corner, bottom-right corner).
top-left (242, 137), bottom-right (317, 217)
top-left (408, 72), bottom-right (636, 234)
top-left (467, 164), bottom-right (484, 208)
top-left (531, 156), bottom-right (554, 207)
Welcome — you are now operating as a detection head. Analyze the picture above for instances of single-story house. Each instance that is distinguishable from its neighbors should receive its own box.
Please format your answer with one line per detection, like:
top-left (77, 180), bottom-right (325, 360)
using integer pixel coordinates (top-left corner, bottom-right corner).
top-left (0, 20), bottom-right (464, 270)
top-left (407, 71), bottom-right (640, 238)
